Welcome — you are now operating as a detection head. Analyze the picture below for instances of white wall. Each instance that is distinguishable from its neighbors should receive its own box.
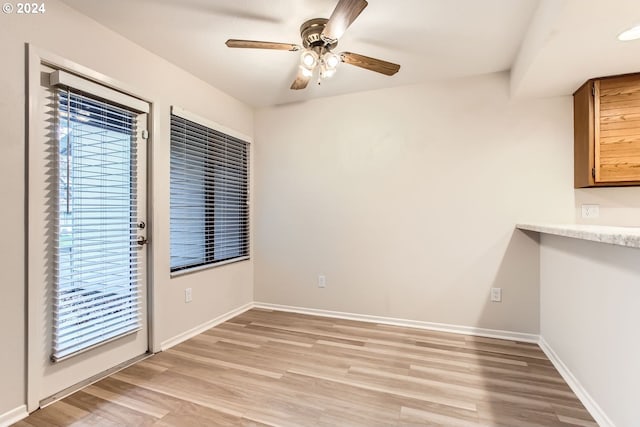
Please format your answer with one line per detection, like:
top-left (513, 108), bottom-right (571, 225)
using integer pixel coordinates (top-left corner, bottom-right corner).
top-left (575, 187), bottom-right (640, 227)
top-left (540, 235), bottom-right (640, 427)
top-left (0, 0), bottom-right (253, 415)
top-left (254, 72), bottom-right (575, 334)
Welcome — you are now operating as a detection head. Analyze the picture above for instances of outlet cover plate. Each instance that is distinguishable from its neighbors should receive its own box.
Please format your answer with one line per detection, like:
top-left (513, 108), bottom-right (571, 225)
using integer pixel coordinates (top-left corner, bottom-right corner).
top-left (318, 275), bottom-right (326, 288)
top-left (491, 287), bottom-right (502, 302)
top-left (581, 204), bottom-right (600, 219)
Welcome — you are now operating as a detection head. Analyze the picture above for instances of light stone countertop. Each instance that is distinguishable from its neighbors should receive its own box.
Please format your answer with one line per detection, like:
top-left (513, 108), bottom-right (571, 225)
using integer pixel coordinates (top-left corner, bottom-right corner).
top-left (516, 223), bottom-right (640, 249)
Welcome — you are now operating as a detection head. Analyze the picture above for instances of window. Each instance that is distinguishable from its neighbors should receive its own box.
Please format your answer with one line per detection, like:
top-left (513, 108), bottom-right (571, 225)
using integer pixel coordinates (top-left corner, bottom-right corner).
top-left (47, 70), bottom-right (148, 361)
top-left (170, 108), bottom-right (250, 272)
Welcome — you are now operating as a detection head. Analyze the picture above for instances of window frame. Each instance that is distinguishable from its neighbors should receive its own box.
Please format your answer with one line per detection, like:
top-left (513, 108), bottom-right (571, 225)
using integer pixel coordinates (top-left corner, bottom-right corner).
top-left (169, 106), bottom-right (251, 276)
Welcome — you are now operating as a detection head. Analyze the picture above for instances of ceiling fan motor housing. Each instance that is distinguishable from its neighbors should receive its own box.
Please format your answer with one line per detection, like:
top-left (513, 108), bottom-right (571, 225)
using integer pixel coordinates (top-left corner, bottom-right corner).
top-left (301, 18), bottom-right (338, 50)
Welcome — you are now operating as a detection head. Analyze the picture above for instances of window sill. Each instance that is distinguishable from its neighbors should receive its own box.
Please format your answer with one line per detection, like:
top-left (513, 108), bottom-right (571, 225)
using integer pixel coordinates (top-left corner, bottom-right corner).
top-left (170, 256), bottom-right (250, 278)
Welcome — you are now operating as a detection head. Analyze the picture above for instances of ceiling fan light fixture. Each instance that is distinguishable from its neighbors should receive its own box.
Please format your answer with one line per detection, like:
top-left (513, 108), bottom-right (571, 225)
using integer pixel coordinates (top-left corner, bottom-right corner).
top-left (618, 24), bottom-right (640, 41)
top-left (300, 65), bottom-right (314, 77)
top-left (323, 52), bottom-right (340, 69)
top-left (225, 0), bottom-right (401, 91)
top-left (321, 67), bottom-right (337, 79)
top-left (300, 50), bottom-right (319, 69)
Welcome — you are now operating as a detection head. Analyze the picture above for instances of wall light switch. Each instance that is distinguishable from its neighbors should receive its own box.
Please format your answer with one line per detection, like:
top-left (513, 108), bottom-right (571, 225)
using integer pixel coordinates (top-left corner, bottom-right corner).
top-left (185, 288), bottom-right (192, 303)
top-left (581, 204), bottom-right (600, 219)
top-left (490, 287), bottom-right (502, 302)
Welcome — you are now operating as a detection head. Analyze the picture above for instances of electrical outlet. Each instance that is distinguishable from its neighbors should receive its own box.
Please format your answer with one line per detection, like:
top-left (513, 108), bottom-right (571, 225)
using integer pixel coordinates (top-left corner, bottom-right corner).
top-left (318, 275), bottom-right (326, 288)
top-left (490, 287), bottom-right (502, 302)
top-left (581, 204), bottom-right (600, 219)
top-left (185, 288), bottom-right (192, 303)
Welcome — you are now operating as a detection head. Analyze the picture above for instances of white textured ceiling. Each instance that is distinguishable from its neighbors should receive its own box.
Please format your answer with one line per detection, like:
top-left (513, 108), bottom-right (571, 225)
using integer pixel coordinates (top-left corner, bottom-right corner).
top-left (60, 0), bottom-right (640, 107)
top-left (512, 0), bottom-right (640, 99)
top-left (60, 0), bottom-right (539, 107)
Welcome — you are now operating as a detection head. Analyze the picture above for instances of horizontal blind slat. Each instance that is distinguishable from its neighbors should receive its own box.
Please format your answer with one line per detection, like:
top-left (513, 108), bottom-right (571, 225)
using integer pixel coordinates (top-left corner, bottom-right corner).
top-left (54, 321), bottom-right (141, 359)
top-left (55, 300), bottom-right (140, 336)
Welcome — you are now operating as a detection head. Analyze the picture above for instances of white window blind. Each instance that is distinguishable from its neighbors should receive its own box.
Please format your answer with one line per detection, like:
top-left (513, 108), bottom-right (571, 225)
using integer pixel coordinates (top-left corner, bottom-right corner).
top-left (170, 111), bottom-right (250, 272)
top-left (49, 87), bottom-right (142, 362)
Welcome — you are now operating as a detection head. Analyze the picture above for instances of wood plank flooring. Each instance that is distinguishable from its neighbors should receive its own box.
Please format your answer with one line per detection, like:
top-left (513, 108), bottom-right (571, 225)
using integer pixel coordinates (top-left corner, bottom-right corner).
top-left (14, 309), bottom-right (597, 426)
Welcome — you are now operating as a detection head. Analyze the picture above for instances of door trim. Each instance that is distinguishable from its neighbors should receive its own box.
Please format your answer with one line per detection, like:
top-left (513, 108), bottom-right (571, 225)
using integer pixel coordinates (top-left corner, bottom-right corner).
top-left (26, 44), bottom-right (157, 412)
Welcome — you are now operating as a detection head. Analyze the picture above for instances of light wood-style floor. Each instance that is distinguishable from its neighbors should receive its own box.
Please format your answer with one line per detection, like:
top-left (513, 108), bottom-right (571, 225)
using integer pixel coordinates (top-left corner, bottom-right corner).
top-left (15, 309), bottom-right (597, 427)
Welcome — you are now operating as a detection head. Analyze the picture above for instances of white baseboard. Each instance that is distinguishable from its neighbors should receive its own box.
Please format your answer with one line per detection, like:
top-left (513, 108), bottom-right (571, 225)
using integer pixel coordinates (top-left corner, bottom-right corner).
top-left (160, 302), bottom-right (254, 351)
top-left (253, 302), bottom-right (539, 343)
top-left (538, 336), bottom-right (614, 427)
top-left (0, 405), bottom-right (28, 427)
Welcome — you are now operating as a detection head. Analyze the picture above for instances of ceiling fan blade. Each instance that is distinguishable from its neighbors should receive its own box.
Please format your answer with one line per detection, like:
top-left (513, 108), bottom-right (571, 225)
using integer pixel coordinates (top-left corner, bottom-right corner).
top-left (226, 39), bottom-right (301, 51)
top-left (290, 68), bottom-right (312, 90)
top-left (340, 52), bottom-right (400, 76)
top-left (322, 0), bottom-right (368, 42)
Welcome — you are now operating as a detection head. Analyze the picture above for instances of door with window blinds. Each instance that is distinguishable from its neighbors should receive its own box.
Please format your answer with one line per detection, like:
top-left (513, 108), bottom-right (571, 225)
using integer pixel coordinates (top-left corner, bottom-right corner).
top-left (28, 63), bottom-right (149, 406)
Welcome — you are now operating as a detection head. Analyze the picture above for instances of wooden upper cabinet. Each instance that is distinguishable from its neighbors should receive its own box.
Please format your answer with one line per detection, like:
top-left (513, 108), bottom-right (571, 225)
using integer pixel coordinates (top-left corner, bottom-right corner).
top-left (574, 73), bottom-right (640, 187)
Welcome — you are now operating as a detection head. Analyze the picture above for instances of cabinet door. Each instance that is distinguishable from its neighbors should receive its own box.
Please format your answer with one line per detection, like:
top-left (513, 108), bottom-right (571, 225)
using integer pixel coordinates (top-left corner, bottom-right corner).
top-left (595, 75), bottom-right (640, 182)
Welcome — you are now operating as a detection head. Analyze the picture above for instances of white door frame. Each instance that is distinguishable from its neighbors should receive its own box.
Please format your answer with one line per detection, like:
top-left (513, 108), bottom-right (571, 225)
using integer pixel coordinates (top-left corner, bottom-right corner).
top-left (26, 45), bottom-right (158, 412)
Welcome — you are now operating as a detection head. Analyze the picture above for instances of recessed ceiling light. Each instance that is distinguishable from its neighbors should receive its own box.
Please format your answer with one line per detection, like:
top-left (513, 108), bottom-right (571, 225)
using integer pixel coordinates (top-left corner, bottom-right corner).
top-left (618, 24), bottom-right (640, 41)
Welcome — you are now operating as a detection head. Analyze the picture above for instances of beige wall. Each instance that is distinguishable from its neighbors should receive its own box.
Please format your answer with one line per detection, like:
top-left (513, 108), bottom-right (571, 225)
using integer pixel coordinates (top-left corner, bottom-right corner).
top-left (540, 235), bottom-right (640, 427)
top-left (575, 187), bottom-right (640, 226)
top-left (254, 72), bottom-right (575, 334)
top-left (0, 0), bottom-right (253, 415)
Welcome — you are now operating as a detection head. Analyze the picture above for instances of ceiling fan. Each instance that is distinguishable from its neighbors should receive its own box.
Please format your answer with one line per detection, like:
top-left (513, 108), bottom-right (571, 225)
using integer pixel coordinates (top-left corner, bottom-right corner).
top-left (225, 0), bottom-right (401, 90)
